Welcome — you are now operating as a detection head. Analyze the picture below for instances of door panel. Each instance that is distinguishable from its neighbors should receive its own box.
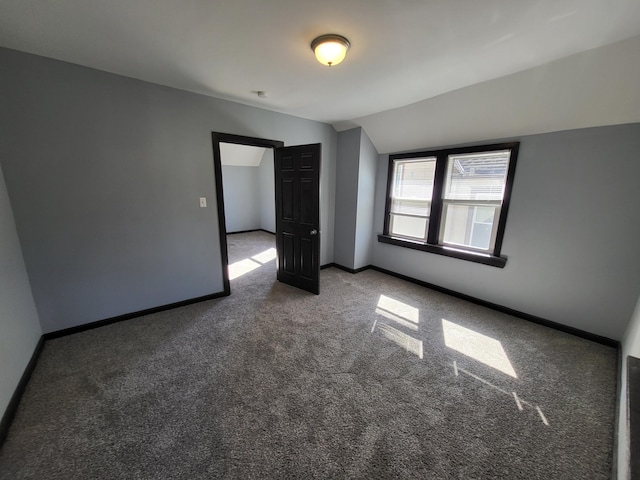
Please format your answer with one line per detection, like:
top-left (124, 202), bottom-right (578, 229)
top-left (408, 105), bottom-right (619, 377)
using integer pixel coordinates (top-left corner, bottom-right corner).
top-left (301, 238), bottom-right (313, 278)
top-left (283, 233), bottom-right (295, 273)
top-left (300, 153), bottom-right (314, 170)
top-left (300, 179), bottom-right (314, 224)
top-left (282, 179), bottom-right (295, 221)
top-left (275, 144), bottom-right (321, 294)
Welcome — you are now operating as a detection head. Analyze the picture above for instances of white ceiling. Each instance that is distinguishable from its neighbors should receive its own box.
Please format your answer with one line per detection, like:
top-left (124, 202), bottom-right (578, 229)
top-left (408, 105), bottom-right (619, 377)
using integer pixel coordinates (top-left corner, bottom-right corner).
top-left (220, 143), bottom-right (266, 167)
top-left (1, 0), bottom-right (640, 129)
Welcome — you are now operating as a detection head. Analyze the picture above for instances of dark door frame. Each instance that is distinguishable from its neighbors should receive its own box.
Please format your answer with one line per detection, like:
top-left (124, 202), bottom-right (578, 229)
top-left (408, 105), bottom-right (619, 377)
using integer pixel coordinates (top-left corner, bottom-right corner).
top-left (211, 132), bottom-right (284, 295)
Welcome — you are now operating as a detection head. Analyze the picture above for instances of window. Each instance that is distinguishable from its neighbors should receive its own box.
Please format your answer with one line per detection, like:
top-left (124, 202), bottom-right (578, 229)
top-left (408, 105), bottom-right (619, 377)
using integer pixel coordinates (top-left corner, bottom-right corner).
top-left (388, 157), bottom-right (436, 241)
top-left (380, 143), bottom-right (519, 267)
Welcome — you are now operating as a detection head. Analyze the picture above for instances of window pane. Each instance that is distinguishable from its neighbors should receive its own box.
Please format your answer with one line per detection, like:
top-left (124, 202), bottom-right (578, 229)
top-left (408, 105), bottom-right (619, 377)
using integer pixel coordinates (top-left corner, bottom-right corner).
top-left (388, 157), bottom-right (436, 240)
top-left (444, 150), bottom-right (510, 201)
top-left (441, 204), bottom-right (497, 251)
top-left (470, 206), bottom-right (496, 249)
top-left (390, 214), bottom-right (428, 239)
top-left (391, 198), bottom-right (431, 217)
top-left (393, 158), bottom-right (436, 201)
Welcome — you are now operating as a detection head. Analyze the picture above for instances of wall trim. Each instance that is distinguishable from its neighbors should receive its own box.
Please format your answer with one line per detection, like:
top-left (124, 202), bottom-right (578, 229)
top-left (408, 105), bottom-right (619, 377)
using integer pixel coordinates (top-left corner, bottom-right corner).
top-left (0, 335), bottom-right (45, 448)
top-left (323, 263), bottom-right (618, 347)
top-left (43, 291), bottom-right (228, 340)
top-left (211, 132), bottom-right (284, 297)
top-left (227, 229), bottom-right (275, 235)
top-left (369, 265), bottom-right (618, 347)
top-left (325, 262), bottom-right (370, 274)
top-left (1, 263), bottom-right (622, 453)
top-left (1, 290), bottom-right (228, 449)
top-left (377, 234), bottom-right (507, 268)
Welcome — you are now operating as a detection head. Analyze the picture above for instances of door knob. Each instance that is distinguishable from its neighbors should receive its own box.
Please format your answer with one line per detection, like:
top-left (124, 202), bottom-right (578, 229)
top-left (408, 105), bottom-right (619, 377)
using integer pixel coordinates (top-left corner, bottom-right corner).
top-left (310, 229), bottom-right (318, 235)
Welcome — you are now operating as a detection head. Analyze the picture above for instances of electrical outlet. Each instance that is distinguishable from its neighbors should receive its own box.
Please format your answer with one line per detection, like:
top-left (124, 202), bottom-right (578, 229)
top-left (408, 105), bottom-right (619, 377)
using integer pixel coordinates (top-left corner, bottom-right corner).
top-left (199, 197), bottom-right (207, 208)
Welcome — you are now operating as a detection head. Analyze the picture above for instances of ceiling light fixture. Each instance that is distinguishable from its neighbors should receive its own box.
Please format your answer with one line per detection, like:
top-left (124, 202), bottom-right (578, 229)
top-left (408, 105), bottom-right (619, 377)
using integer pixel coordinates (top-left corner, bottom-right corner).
top-left (310, 34), bottom-right (351, 67)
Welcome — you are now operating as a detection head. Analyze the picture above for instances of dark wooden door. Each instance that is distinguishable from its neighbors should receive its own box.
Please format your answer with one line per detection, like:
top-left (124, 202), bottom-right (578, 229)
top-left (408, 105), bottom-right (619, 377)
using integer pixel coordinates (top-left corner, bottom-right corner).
top-left (275, 144), bottom-right (321, 294)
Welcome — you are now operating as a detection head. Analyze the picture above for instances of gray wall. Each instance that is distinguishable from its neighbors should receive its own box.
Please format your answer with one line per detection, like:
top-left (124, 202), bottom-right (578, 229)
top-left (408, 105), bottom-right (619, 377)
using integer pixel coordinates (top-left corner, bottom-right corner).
top-left (221, 165), bottom-right (260, 233)
top-left (221, 150), bottom-right (275, 233)
top-left (372, 123), bottom-right (640, 341)
top-left (0, 47), bottom-right (336, 333)
top-left (334, 127), bottom-right (380, 270)
top-left (353, 129), bottom-right (378, 270)
top-left (334, 128), bottom-right (361, 269)
top-left (0, 164), bottom-right (41, 418)
top-left (258, 149), bottom-right (275, 233)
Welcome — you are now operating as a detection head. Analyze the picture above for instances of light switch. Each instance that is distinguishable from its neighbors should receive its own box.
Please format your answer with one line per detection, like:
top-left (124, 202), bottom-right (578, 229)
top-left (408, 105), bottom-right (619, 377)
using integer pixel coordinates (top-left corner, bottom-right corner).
top-left (199, 197), bottom-right (207, 208)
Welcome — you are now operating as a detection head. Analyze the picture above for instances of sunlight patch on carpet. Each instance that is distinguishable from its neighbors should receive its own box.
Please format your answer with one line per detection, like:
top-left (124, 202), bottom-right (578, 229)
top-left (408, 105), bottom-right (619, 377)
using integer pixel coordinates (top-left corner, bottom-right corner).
top-left (452, 361), bottom-right (549, 426)
top-left (378, 324), bottom-right (424, 359)
top-left (229, 258), bottom-right (261, 280)
top-left (375, 295), bottom-right (419, 330)
top-left (252, 247), bottom-right (277, 264)
top-left (229, 248), bottom-right (277, 280)
top-left (442, 319), bottom-right (517, 378)
top-left (372, 295), bottom-right (423, 358)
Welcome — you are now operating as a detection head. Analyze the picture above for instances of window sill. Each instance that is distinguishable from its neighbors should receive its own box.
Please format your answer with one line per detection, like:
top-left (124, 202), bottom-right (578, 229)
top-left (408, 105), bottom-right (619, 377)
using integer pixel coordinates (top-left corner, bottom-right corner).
top-left (377, 234), bottom-right (507, 268)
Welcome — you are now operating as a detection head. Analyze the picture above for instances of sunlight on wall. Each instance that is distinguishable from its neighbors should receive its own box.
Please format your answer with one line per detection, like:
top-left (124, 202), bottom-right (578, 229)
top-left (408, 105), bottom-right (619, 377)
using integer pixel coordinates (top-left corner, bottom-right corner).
top-left (442, 319), bottom-right (517, 378)
top-left (228, 248), bottom-right (277, 280)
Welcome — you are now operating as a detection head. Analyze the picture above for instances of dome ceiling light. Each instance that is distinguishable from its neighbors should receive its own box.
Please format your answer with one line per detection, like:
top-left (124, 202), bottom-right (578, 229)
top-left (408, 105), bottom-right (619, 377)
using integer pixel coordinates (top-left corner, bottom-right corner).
top-left (310, 34), bottom-right (351, 67)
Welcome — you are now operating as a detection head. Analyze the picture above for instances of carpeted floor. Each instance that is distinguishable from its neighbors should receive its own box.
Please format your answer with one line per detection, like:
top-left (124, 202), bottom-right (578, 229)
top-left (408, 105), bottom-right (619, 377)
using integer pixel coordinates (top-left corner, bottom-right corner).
top-left (0, 231), bottom-right (618, 479)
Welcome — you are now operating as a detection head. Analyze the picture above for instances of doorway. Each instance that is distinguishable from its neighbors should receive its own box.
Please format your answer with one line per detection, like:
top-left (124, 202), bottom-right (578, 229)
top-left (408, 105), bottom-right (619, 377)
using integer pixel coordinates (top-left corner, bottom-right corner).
top-left (212, 133), bottom-right (321, 295)
top-left (212, 133), bottom-right (283, 296)
top-left (219, 142), bottom-right (276, 235)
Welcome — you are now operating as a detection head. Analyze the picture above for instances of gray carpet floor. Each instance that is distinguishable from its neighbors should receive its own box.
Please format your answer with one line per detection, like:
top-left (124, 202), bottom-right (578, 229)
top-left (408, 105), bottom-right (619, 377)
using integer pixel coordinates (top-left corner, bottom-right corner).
top-left (0, 231), bottom-right (618, 479)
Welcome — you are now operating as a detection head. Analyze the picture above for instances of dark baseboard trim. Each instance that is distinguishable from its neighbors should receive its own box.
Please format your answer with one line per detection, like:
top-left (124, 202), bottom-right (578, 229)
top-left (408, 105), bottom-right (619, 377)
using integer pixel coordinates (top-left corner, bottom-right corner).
top-left (0, 335), bottom-right (45, 449)
top-left (227, 229), bottom-right (276, 236)
top-left (368, 265), bottom-right (617, 348)
top-left (0, 262), bottom-right (623, 454)
top-left (227, 229), bottom-right (260, 235)
top-left (331, 263), bottom-right (371, 274)
top-left (44, 291), bottom-right (228, 340)
top-left (321, 263), bottom-right (369, 274)
top-left (321, 262), bottom-right (616, 347)
top-left (1, 290), bottom-right (229, 449)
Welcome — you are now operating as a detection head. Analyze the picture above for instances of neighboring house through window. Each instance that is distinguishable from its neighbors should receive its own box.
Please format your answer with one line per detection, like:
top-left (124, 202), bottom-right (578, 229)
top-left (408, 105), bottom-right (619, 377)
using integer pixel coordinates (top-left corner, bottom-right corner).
top-left (379, 142), bottom-right (519, 267)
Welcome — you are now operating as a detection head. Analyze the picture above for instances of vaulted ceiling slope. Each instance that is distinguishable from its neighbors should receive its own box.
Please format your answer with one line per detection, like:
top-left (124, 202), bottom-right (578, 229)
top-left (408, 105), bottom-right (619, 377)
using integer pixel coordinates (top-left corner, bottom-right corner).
top-left (356, 34), bottom-right (640, 153)
top-left (2, 0), bottom-right (640, 150)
